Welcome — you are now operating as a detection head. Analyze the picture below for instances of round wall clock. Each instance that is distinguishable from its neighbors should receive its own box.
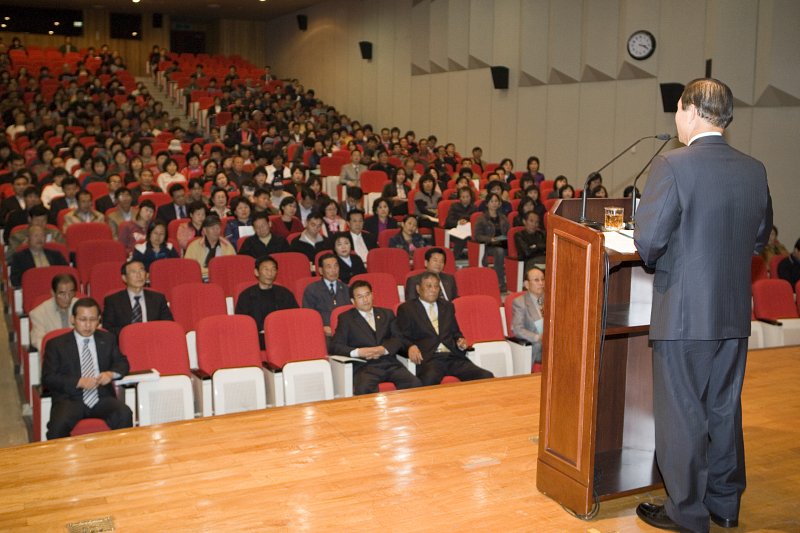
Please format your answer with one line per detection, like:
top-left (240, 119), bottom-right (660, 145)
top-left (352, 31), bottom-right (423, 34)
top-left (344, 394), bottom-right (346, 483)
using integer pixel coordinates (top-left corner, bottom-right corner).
top-left (627, 30), bottom-right (656, 60)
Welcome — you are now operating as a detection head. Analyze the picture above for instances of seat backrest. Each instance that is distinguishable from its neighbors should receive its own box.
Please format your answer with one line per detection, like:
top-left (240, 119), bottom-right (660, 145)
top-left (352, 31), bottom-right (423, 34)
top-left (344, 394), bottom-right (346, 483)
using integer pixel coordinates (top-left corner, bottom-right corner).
top-left (454, 295), bottom-right (506, 343)
top-left (88, 260), bottom-right (125, 299)
top-left (75, 239), bottom-right (127, 284)
top-left (752, 279), bottom-right (799, 320)
top-left (170, 282), bottom-right (228, 332)
top-left (195, 314), bottom-right (262, 373)
top-left (367, 247), bottom-right (410, 286)
top-left (149, 258), bottom-right (203, 301)
top-left (22, 266), bottom-right (80, 314)
top-left (436, 200), bottom-right (456, 229)
top-left (319, 157), bottom-right (344, 177)
top-left (751, 255), bottom-right (768, 283)
top-left (360, 170), bottom-right (389, 193)
top-left (65, 222), bottom-right (113, 253)
top-left (454, 267), bottom-right (502, 305)
top-left (119, 321), bottom-right (191, 375)
top-left (207, 255), bottom-right (255, 296)
top-left (503, 291), bottom-right (526, 336)
top-left (294, 276), bottom-right (318, 307)
top-left (272, 252), bottom-right (312, 289)
top-left (377, 228), bottom-right (401, 248)
top-left (40, 327), bottom-right (74, 356)
top-left (329, 304), bottom-right (355, 333)
top-left (506, 226), bottom-right (525, 259)
top-left (85, 182), bottom-right (108, 202)
top-left (350, 272), bottom-right (399, 309)
top-left (412, 246), bottom-right (457, 274)
top-left (264, 308), bottom-right (328, 369)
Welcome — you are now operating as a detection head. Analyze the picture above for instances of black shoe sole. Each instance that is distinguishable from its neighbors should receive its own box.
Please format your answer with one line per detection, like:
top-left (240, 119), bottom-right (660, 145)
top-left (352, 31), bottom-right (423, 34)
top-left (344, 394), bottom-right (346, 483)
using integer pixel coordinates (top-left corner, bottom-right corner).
top-left (710, 513), bottom-right (738, 528)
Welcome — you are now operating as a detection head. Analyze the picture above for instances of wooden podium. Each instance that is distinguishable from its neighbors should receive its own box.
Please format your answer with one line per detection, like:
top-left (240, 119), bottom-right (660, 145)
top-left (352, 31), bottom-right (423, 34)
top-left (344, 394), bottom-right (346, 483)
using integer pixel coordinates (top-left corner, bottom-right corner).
top-left (536, 198), bottom-right (662, 516)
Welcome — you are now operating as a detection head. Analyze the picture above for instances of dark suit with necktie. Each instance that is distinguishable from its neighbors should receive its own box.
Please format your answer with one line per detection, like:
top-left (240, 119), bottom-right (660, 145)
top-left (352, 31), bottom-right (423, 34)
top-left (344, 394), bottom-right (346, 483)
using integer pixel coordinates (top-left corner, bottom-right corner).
top-left (102, 289), bottom-right (173, 338)
top-left (395, 299), bottom-right (493, 385)
top-left (41, 329), bottom-right (132, 439)
top-left (301, 278), bottom-right (349, 327)
top-left (156, 202), bottom-right (185, 223)
top-left (404, 271), bottom-right (458, 302)
top-left (634, 135), bottom-right (771, 531)
top-left (331, 307), bottom-right (421, 394)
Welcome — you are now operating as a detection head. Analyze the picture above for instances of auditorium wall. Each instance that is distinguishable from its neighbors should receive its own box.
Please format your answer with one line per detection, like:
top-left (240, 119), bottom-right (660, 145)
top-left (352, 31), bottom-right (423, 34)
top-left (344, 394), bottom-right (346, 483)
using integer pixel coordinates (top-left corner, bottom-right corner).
top-left (263, 0), bottom-right (800, 235)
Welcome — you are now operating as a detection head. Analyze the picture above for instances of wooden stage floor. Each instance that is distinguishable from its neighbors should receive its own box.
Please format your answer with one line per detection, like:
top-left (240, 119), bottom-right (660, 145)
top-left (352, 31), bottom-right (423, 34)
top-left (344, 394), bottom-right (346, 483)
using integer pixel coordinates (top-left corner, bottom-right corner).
top-left (1, 347), bottom-right (798, 532)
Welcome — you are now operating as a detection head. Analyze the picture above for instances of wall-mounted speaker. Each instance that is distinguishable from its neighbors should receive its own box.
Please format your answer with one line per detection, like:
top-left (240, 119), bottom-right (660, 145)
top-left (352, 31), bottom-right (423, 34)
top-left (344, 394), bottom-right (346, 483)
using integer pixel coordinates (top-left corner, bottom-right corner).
top-left (359, 41), bottom-right (373, 60)
top-left (659, 83), bottom-right (685, 113)
top-left (490, 66), bottom-right (509, 90)
top-left (152, 13), bottom-right (162, 29)
top-left (297, 15), bottom-right (307, 31)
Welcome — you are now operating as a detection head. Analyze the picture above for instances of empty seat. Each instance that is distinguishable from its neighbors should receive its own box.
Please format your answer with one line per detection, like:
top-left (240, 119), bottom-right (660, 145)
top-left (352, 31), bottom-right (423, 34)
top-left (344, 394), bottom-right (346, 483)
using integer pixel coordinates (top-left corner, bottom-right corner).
top-left (149, 258), bottom-right (203, 301)
top-left (64, 222), bottom-right (113, 255)
top-left (367, 248), bottom-right (410, 287)
top-left (454, 295), bottom-right (515, 377)
top-left (75, 240), bottom-right (127, 289)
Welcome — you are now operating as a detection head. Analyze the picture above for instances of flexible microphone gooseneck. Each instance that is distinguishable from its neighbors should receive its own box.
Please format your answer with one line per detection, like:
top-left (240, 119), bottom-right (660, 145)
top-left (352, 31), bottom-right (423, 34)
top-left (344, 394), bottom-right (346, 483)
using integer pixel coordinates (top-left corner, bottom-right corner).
top-left (626, 135), bottom-right (675, 229)
top-left (579, 134), bottom-right (672, 226)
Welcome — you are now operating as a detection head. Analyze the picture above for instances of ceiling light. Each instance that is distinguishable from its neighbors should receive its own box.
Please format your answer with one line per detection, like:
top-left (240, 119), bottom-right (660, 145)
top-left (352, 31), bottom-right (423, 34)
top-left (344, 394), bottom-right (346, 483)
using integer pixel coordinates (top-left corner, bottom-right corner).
top-left (48, 30), bottom-right (54, 35)
top-left (132, 31), bottom-right (138, 36)
top-left (4, 16), bottom-right (10, 21)
top-left (132, 0), bottom-right (141, 3)
top-left (1, 23), bottom-right (6, 28)
top-left (54, 21), bottom-right (60, 26)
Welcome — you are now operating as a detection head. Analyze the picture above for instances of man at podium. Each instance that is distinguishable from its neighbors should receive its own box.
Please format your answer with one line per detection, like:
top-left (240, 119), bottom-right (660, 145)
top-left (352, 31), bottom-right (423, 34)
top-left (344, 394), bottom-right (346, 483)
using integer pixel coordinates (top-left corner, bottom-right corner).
top-left (633, 78), bottom-right (772, 533)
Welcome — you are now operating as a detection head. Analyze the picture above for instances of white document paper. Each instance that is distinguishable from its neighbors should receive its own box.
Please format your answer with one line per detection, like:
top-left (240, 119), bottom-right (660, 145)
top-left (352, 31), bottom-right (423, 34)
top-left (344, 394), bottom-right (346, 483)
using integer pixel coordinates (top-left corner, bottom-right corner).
top-left (238, 225), bottom-right (255, 238)
top-left (603, 231), bottom-right (638, 254)
top-left (448, 222), bottom-right (472, 240)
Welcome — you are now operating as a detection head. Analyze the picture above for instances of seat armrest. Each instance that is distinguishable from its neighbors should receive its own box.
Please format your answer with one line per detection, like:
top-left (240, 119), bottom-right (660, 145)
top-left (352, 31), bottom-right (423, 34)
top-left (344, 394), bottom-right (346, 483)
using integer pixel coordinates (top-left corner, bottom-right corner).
top-left (506, 336), bottom-right (532, 346)
top-left (191, 368), bottom-right (211, 380)
top-left (756, 317), bottom-right (783, 326)
top-left (262, 360), bottom-right (282, 372)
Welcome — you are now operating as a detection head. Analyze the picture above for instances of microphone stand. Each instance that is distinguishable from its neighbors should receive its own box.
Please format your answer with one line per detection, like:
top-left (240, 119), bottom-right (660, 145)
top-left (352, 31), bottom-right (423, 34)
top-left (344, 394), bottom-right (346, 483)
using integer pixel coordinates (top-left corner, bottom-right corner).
top-left (579, 135), bottom-right (659, 225)
top-left (626, 136), bottom-right (674, 230)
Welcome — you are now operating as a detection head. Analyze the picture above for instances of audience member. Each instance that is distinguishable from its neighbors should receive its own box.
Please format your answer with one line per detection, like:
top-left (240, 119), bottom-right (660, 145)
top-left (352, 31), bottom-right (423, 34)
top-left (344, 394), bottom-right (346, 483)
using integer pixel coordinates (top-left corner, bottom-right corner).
top-left (94, 174), bottom-right (124, 214)
top-left (364, 197), bottom-right (398, 236)
top-left (29, 273), bottom-right (77, 352)
top-left (777, 238), bottom-right (800, 291)
top-left (184, 215), bottom-right (236, 279)
top-left (474, 193), bottom-right (510, 290)
top-left (102, 260), bottom-right (173, 338)
top-left (238, 212), bottom-right (289, 258)
top-left (176, 201), bottom-right (206, 250)
top-left (444, 186), bottom-right (479, 258)
top-left (339, 149), bottom-right (367, 187)
top-left (389, 215), bottom-right (425, 257)
top-left (345, 209), bottom-right (377, 263)
top-left (224, 196), bottom-right (253, 249)
top-left (10, 225), bottom-right (68, 288)
top-left (290, 212), bottom-right (327, 261)
top-left (395, 272), bottom-right (493, 385)
top-left (760, 226), bottom-right (789, 265)
top-left (117, 199), bottom-right (155, 253)
top-left (302, 253), bottom-right (350, 335)
top-left (404, 247), bottom-right (458, 302)
top-left (514, 210), bottom-right (546, 272)
top-left (235, 255), bottom-right (298, 348)
top-left (106, 187), bottom-right (137, 239)
top-left (156, 183), bottom-right (188, 222)
top-left (331, 232), bottom-right (366, 283)
top-left (5, 205), bottom-right (65, 258)
top-left (131, 221), bottom-right (179, 271)
top-left (42, 297), bottom-right (133, 439)
top-left (62, 190), bottom-right (104, 231)
top-left (511, 266), bottom-right (545, 364)
top-left (331, 280), bottom-right (422, 394)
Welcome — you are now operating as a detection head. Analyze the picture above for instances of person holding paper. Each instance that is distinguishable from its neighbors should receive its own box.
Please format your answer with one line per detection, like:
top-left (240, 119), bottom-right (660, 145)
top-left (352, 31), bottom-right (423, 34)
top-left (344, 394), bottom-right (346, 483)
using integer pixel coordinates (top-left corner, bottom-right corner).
top-left (511, 266), bottom-right (545, 364)
top-left (445, 187), bottom-right (478, 259)
top-left (224, 196), bottom-right (253, 250)
top-left (633, 78), bottom-right (772, 533)
top-left (331, 280), bottom-right (421, 395)
top-left (474, 193), bottom-right (510, 291)
top-left (42, 298), bottom-right (133, 439)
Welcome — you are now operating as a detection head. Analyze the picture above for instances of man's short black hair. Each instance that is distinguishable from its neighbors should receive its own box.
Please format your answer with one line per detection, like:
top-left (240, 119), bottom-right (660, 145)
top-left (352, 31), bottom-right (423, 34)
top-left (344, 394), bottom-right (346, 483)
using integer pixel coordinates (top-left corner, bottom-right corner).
top-left (29, 205), bottom-right (49, 218)
top-left (349, 279), bottom-right (372, 299)
top-left (346, 208), bottom-right (365, 221)
top-left (121, 259), bottom-right (145, 275)
top-left (317, 252), bottom-right (337, 269)
top-left (51, 273), bottom-right (77, 293)
top-left (71, 297), bottom-right (100, 317)
top-left (424, 247), bottom-right (447, 263)
top-left (255, 255), bottom-right (278, 270)
top-left (168, 183), bottom-right (185, 196)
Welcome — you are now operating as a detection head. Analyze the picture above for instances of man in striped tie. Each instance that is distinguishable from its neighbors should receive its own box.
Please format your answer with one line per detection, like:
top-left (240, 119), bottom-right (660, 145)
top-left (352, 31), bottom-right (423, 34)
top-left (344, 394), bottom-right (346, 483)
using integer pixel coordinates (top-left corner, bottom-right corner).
top-left (42, 298), bottom-right (133, 439)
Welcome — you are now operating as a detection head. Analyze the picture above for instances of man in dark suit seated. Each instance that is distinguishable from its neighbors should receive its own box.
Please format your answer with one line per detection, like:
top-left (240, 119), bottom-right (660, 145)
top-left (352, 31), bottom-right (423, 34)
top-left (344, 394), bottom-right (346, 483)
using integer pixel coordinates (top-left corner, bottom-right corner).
top-left (404, 247), bottom-right (458, 302)
top-left (345, 209), bottom-right (377, 264)
top-left (331, 280), bottom-right (422, 395)
top-left (395, 272), bottom-right (493, 386)
top-left (290, 212), bottom-right (327, 262)
top-left (156, 183), bottom-right (188, 223)
top-left (302, 252), bottom-right (350, 336)
top-left (41, 297), bottom-right (133, 439)
top-left (48, 176), bottom-right (81, 226)
top-left (4, 186), bottom-right (42, 234)
top-left (102, 260), bottom-right (173, 338)
top-left (0, 174), bottom-right (29, 227)
top-left (238, 212), bottom-right (289, 258)
top-left (94, 173), bottom-right (124, 214)
top-left (235, 255), bottom-right (298, 349)
top-left (9, 225), bottom-right (68, 288)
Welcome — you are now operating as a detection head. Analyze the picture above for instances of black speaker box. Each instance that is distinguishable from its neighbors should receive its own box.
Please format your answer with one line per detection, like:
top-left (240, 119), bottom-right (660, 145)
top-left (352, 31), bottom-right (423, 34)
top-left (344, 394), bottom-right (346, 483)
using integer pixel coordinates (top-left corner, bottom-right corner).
top-left (297, 15), bottom-right (307, 31)
top-left (152, 13), bottom-right (162, 29)
top-left (359, 41), bottom-right (373, 60)
top-left (659, 83), bottom-right (685, 113)
top-left (490, 66), bottom-right (509, 90)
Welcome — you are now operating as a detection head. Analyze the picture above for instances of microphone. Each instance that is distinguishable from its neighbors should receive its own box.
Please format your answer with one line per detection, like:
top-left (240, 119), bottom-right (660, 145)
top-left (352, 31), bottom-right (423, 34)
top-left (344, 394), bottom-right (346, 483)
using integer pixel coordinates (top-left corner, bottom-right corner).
top-left (579, 134), bottom-right (672, 225)
top-left (626, 135), bottom-right (675, 229)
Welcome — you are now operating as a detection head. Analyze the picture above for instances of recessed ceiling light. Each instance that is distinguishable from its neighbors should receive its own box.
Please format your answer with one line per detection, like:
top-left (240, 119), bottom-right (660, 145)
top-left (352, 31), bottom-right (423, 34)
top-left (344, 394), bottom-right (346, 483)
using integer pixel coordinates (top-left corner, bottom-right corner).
top-left (48, 30), bottom-right (54, 35)
top-left (1, 23), bottom-right (6, 28)
top-left (54, 21), bottom-right (60, 26)
top-left (132, 31), bottom-right (138, 36)
top-left (4, 16), bottom-right (10, 21)
top-left (132, 0), bottom-right (141, 3)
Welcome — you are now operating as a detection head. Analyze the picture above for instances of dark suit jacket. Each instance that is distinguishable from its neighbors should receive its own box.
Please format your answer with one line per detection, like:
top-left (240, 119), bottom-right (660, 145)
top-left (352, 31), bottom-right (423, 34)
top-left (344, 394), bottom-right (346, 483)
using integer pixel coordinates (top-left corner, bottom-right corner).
top-left (350, 231), bottom-right (378, 251)
top-left (41, 329), bottom-right (130, 402)
top-left (395, 299), bottom-right (466, 358)
top-left (48, 197), bottom-right (74, 225)
top-left (404, 271), bottom-right (458, 302)
top-left (363, 216), bottom-right (397, 236)
top-left (302, 278), bottom-right (350, 326)
top-left (290, 237), bottom-right (326, 262)
top-left (336, 254), bottom-right (366, 284)
top-left (634, 135), bottom-right (772, 340)
top-left (156, 202), bottom-right (184, 223)
top-left (0, 196), bottom-right (24, 226)
top-left (10, 248), bottom-right (68, 288)
top-left (331, 307), bottom-right (402, 360)
top-left (95, 194), bottom-right (116, 214)
top-left (102, 289), bottom-right (173, 338)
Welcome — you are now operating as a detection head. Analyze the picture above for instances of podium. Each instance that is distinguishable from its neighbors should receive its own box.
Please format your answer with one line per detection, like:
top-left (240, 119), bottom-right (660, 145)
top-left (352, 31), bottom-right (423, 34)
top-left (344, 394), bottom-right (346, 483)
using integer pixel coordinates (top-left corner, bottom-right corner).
top-left (536, 198), bottom-right (662, 515)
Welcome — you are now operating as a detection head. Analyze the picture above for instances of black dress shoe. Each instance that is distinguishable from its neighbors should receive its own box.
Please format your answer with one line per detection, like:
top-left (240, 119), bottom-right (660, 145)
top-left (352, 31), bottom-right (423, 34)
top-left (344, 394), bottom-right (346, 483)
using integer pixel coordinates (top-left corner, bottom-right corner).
top-left (709, 512), bottom-right (738, 528)
top-left (636, 502), bottom-right (682, 531)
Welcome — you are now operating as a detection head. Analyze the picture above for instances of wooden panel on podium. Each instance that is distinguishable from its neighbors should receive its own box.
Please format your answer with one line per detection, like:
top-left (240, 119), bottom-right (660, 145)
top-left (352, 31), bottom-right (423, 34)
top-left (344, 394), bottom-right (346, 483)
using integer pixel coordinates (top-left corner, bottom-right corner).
top-left (536, 198), bottom-right (662, 516)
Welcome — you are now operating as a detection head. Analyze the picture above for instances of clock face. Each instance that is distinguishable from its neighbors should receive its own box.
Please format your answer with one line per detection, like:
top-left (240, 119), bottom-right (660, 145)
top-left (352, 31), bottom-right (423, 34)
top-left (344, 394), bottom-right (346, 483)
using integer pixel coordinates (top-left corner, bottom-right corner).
top-left (627, 30), bottom-right (656, 60)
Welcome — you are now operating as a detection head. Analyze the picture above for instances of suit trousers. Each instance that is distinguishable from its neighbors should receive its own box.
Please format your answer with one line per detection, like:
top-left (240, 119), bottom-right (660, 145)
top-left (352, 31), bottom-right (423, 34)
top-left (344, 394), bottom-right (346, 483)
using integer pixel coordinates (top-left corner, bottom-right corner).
top-left (417, 354), bottom-right (494, 386)
top-left (47, 396), bottom-right (133, 440)
top-left (353, 358), bottom-right (422, 395)
top-left (652, 338), bottom-right (747, 533)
